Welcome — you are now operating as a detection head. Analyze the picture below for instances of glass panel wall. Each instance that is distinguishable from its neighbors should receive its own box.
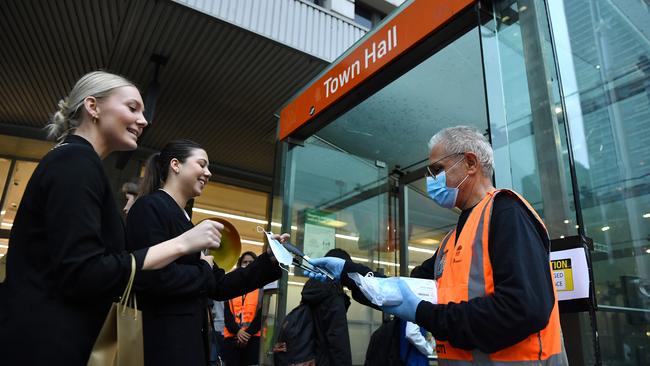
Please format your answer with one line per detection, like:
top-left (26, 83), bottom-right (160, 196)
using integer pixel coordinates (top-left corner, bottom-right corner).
top-left (290, 138), bottom-right (390, 364)
top-left (548, 1), bottom-right (650, 364)
top-left (482, 0), bottom-right (650, 364)
top-left (479, 0), bottom-right (597, 364)
top-left (480, 0), bottom-right (576, 238)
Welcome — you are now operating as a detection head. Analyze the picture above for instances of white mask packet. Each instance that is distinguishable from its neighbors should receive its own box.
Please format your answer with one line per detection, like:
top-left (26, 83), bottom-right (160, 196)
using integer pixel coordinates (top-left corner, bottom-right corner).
top-left (348, 272), bottom-right (403, 306)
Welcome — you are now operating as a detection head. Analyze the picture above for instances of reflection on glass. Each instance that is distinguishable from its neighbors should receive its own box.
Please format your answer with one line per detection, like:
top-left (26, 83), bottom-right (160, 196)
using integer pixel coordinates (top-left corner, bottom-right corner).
top-left (550, 0), bottom-right (650, 364)
top-left (481, 0), bottom-right (576, 239)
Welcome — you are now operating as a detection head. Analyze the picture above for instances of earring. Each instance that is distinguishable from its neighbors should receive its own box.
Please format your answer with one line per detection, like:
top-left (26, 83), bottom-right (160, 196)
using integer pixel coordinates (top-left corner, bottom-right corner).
top-left (92, 115), bottom-right (98, 124)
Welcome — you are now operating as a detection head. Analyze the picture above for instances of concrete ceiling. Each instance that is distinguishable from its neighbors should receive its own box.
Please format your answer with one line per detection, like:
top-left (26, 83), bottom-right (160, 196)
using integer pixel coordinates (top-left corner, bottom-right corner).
top-left (0, 0), bottom-right (329, 190)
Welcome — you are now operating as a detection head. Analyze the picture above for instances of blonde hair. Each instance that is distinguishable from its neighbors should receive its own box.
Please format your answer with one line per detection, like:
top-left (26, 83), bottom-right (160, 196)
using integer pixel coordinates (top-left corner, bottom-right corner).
top-left (46, 71), bottom-right (135, 141)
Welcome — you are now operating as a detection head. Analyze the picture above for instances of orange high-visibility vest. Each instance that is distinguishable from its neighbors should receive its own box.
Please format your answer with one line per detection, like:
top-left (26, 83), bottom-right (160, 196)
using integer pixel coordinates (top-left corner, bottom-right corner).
top-left (433, 189), bottom-right (567, 365)
top-left (224, 289), bottom-right (262, 338)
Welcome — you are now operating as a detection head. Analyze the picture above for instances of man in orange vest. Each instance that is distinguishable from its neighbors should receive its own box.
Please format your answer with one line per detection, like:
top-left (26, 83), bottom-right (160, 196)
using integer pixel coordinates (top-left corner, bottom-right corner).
top-left (311, 126), bottom-right (568, 365)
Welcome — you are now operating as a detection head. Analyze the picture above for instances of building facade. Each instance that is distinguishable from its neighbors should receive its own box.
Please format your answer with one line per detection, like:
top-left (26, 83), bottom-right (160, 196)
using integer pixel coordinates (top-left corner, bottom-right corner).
top-left (272, 0), bottom-right (650, 365)
top-left (1, 0), bottom-right (648, 365)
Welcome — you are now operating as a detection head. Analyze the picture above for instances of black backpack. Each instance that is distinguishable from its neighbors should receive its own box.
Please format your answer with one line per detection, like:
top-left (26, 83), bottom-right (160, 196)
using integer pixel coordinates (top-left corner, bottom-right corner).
top-left (364, 318), bottom-right (405, 366)
top-left (273, 304), bottom-right (316, 366)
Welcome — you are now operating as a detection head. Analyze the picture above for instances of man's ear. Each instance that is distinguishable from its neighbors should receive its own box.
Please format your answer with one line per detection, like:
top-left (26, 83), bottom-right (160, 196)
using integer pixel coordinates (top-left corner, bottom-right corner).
top-left (464, 152), bottom-right (480, 176)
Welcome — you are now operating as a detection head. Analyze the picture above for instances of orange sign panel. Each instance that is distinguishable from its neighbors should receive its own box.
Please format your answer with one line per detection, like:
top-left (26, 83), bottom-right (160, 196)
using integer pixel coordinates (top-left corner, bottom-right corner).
top-left (279, 0), bottom-right (476, 140)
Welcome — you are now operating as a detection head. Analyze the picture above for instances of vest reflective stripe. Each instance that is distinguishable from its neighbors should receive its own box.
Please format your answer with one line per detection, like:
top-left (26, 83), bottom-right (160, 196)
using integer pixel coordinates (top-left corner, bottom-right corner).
top-left (224, 289), bottom-right (262, 338)
top-left (468, 197), bottom-right (492, 300)
top-left (438, 352), bottom-right (568, 366)
top-left (433, 189), bottom-right (567, 365)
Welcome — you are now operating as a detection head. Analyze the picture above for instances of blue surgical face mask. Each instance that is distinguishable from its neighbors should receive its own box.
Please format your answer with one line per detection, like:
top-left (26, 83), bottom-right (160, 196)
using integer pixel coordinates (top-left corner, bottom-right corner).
top-left (426, 158), bottom-right (468, 209)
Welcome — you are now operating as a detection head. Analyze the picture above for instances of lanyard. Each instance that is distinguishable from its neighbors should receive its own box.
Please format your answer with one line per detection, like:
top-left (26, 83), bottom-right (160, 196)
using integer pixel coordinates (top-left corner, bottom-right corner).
top-left (230, 293), bottom-right (248, 325)
top-left (239, 293), bottom-right (247, 323)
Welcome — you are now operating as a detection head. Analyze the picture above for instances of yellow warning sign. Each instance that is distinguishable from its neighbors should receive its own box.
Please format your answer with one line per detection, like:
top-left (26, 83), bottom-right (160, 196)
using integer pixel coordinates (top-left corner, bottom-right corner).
top-left (551, 258), bottom-right (574, 291)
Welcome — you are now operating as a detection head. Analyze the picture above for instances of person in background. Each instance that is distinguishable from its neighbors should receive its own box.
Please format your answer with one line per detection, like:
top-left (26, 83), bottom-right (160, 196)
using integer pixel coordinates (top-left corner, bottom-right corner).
top-left (300, 248), bottom-right (353, 366)
top-left (0, 71), bottom-right (223, 365)
top-left (223, 251), bottom-right (264, 366)
top-left (210, 300), bottom-right (226, 366)
top-left (121, 181), bottom-right (139, 215)
top-left (126, 141), bottom-right (286, 366)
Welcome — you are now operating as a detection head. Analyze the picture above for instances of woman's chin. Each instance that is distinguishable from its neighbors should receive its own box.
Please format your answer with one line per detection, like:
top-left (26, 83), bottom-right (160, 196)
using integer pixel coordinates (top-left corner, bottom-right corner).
top-left (114, 139), bottom-right (137, 151)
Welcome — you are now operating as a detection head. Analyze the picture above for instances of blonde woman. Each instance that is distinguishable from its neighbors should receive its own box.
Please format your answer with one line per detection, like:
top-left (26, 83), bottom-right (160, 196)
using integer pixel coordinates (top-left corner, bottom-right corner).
top-left (0, 71), bottom-right (223, 365)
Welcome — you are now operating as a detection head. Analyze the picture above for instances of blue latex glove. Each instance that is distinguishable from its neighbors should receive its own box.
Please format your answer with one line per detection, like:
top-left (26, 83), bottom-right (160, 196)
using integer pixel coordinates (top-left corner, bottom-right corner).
top-left (380, 278), bottom-right (422, 323)
top-left (306, 257), bottom-right (345, 281)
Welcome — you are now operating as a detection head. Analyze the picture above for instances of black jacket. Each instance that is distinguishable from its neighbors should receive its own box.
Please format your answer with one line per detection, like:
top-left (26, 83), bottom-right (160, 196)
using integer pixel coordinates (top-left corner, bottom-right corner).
top-left (301, 278), bottom-right (352, 366)
top-left (126, 190), bottom-right (282, 366)
top-left (0, 136), bottom-right (149, 365)
top-left (342, 193), bottom-right (555, 354)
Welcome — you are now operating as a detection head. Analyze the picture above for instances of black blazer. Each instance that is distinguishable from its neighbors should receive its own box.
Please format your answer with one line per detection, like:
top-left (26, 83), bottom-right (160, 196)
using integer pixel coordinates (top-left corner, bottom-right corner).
top-left (0, 135), bottom-right (148, 366)
top-left (126, 190), bottom-right (282, 366)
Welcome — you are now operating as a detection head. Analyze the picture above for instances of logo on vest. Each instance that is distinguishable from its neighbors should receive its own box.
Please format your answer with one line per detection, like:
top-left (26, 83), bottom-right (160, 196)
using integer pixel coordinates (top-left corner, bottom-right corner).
top-left (436, 344), bottom-right (446, 354)
top-left (453, 245), bottom-right (463, 263)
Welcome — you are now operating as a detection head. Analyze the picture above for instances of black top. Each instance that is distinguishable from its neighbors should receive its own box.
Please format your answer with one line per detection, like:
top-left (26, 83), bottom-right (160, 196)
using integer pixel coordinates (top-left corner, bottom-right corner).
top-left (126, 189), bottom-right (282, 366)
top-left (342, 193), bottom-right (555, 354)
top-left (301, 279), bottom-right (352, 366)
top-left (0, 135), bottom-right (149, 365)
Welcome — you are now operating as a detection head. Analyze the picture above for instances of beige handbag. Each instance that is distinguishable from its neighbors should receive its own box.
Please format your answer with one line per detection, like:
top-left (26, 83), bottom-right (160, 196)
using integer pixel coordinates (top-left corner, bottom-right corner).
top-left (88, 254), bottom-right (144, 366)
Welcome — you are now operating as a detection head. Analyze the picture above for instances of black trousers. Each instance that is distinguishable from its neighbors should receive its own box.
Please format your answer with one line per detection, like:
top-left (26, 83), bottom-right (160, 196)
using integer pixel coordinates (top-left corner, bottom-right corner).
top-left (222, 336), bottom-right (260, 366)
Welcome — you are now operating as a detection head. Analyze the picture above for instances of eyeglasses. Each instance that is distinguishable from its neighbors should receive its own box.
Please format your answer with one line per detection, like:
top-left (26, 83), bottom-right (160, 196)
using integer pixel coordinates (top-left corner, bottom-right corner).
top-left (425, 152), bottom-right (465, 179)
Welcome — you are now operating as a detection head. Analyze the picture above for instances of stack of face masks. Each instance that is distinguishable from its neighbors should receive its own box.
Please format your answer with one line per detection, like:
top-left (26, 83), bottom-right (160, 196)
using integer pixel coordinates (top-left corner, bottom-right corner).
top-left (348, 273), bottom-right (438, 306)
top-left (348, 273), bottom-right (403, 306)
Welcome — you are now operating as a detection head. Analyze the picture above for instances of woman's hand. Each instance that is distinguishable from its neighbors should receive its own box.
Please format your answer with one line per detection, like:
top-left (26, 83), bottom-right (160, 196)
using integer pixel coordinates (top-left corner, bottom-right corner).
top-left (178, 220), bottom-right (223, 254)
top-left (266, 233), bottom-right (290, 261)
top-left (200, 252), bottom-right (214, 268)
top-left (142, 220), bottom-right (223, 270)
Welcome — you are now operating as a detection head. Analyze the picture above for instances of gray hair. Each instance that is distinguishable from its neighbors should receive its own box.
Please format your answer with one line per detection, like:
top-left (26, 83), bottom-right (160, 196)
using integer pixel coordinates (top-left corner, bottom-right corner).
top-left (428, 126), bottom-right (494, 177)
top-left (45, 71), bottom-right (135, 141)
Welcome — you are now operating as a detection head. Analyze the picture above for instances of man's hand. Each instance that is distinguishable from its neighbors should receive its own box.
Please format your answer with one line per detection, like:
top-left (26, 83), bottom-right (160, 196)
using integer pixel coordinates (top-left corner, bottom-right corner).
top-left (236, 328), bottom-right (251, 345)
top-left (380, 278), bottom-right (423, 322)
top-left (306, 257), bottom-right (346, 281)
top-left (272, 342), bottom-right (287, 353)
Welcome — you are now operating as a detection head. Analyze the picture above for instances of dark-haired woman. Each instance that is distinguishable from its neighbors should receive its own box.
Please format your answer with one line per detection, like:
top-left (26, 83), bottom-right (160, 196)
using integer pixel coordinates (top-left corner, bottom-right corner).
top-left (0, 71), bottom-right (224, 365)
top-left (222, 251), bottom-right (264, 366)
top-left (126, 140), bottom-right (285, 366)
